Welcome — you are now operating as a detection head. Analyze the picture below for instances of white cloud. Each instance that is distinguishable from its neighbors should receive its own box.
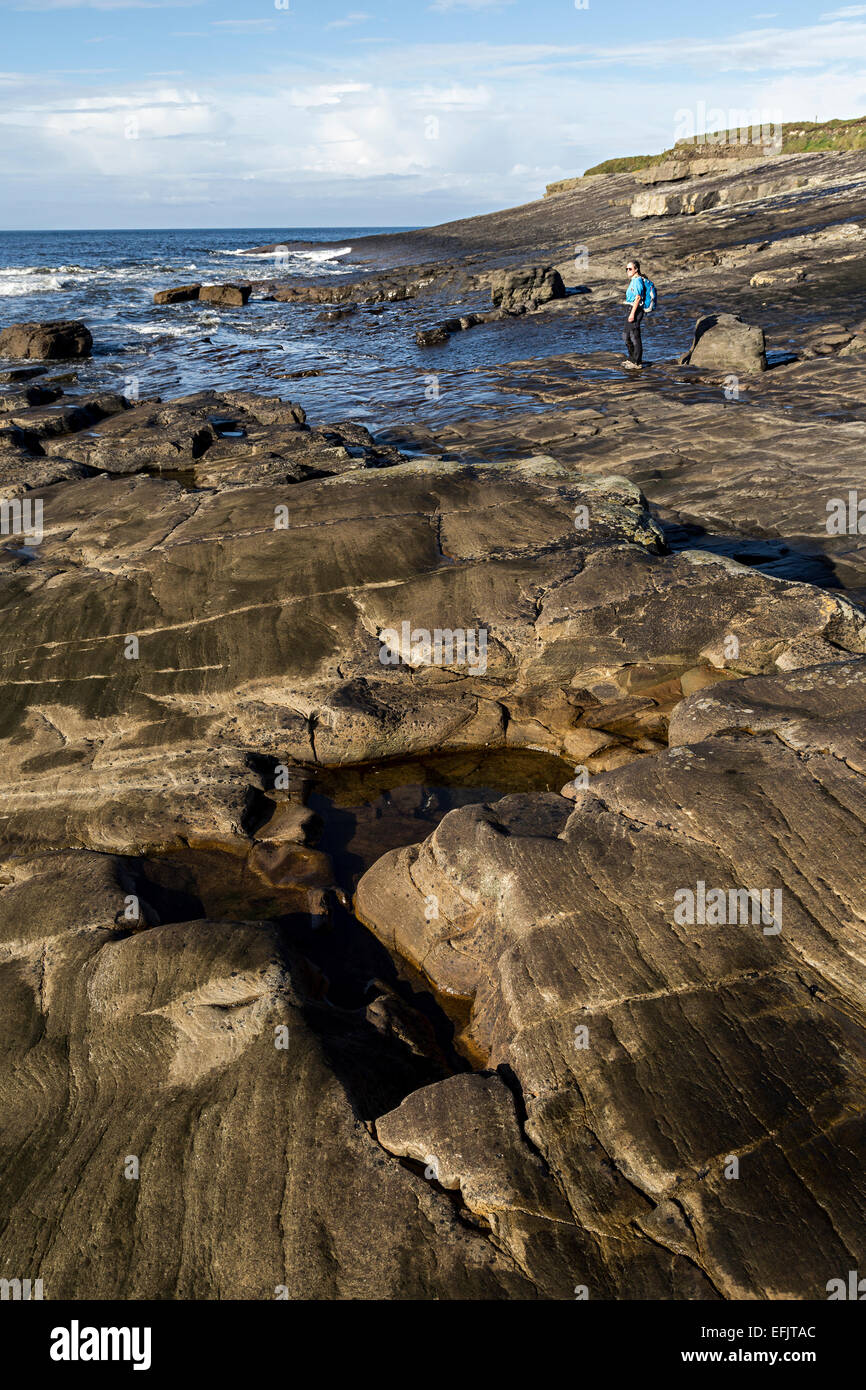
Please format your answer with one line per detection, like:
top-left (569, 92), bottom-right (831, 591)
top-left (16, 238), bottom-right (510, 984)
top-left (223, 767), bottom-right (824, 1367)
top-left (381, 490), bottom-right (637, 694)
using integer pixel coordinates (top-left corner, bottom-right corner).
top-left (6, 0), bottom-right (203, 10)
top-left (2, 8), bottom-right (866, 225)
top-left (429, 0), bottom-right (513, 10)
top-left (326, 11), bottom-right (371, 28)
top-left (212, 19), bottom-right (277, 34)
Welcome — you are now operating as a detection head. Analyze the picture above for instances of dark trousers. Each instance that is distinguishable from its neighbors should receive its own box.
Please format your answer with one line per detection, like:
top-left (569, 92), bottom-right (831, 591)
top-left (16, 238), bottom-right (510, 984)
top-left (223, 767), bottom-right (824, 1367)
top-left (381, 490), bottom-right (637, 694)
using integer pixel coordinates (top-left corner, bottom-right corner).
top-left (625, 306), bottom-right (644, 364)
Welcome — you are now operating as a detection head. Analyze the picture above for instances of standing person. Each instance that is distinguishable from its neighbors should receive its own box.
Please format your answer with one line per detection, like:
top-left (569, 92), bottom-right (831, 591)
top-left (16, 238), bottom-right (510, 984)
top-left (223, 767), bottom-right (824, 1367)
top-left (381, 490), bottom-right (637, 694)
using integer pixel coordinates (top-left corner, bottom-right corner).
top-left (623, 258), bottom-right (646, 369)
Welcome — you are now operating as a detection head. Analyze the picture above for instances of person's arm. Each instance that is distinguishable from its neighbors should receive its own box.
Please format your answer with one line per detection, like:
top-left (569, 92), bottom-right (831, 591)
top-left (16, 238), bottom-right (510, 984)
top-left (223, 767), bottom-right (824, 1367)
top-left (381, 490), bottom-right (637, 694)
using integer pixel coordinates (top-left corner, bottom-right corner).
top-left (628, 276), bottom-right (643, 322)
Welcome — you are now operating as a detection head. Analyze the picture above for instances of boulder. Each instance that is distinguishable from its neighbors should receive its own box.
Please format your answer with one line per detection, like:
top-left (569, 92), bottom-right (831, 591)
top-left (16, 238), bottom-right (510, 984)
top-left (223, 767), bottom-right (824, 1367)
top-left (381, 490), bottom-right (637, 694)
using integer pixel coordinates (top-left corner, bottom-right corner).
top-left (153, 283), bottom-right (201, 305)
top-left (839, 334), bottom-right (866, 356)
top-left (682, 312), bottom-right (767, 372)
top-left (0, 320), bottom-right (92, 360)
top-left (198, 283), bottom-right (252, 307)
top-left (490, 264), bottom-right (566, 314)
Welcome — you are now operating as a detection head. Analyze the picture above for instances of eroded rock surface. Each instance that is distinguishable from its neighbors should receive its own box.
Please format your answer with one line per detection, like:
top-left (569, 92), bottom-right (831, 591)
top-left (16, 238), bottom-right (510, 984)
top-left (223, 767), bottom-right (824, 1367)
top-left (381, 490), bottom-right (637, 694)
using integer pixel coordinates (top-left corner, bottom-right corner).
top-left (2, 448), bottom-right (862, 854)
top-left (357, 659), bottom-right (866, 1299)
top-left (0, 850), bottom-right (533, 1299)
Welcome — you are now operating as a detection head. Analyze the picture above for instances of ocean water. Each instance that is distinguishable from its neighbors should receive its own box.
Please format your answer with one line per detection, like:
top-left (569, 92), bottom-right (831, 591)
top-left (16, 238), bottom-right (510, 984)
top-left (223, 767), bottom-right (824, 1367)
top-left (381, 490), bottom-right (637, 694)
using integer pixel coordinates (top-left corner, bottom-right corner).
top-left (0, 227), bottom-right (686, 431)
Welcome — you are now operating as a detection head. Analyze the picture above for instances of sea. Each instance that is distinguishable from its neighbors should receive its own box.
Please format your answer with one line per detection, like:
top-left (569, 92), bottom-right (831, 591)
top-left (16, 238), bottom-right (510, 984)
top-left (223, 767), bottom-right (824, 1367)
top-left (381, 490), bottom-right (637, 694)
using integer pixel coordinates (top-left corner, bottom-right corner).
top-left (0, 227), bottom-right (685, 432)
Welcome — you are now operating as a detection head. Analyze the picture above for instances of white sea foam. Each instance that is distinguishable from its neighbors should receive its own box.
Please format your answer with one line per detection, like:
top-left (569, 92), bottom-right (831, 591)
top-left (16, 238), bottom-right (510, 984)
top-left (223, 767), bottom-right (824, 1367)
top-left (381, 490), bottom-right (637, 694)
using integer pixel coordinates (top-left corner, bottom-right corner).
top-left (0, 261), bottom-right (206, 296)
top-left (220, 245), bottom-right (352, 265)
top-left (131, 321), bottom-right (206, 339)
top-left (0, 269), bottom-right (65, 296)
top-left (300, 246), bottom-right (352, 262)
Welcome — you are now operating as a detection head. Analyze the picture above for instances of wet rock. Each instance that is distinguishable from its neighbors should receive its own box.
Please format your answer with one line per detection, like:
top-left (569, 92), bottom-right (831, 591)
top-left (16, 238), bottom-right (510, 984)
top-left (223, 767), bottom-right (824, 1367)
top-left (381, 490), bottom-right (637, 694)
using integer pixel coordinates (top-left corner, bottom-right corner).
top-left (153, 283), bottom-right (202, 305)
top-left (41, 395), bottom-right (218, 472)
top-left (199, 283), bottom-right (252, 307)
top-left (266, 263), bottom-right (450, 305)
top-left (0, 366), bottom-right (47, 384)
top-left (682, 313), bottom-right (767, 372)
top-left (1, 392), bottom-right (131, 441)
top-left (36, 390), bottom-right (310, 478)
top-left (217, 391), bottom-right (306, 428)
top-left (0, 450), bottom-right (91, 495)
top-left (416, 326), bottom-right (451, 348)
top-left (417, 312), bottom-right (492, 347)
top-left (0, 319), bottom-right (93, 360)
top-left (0, 382), bottom-right (64, 410)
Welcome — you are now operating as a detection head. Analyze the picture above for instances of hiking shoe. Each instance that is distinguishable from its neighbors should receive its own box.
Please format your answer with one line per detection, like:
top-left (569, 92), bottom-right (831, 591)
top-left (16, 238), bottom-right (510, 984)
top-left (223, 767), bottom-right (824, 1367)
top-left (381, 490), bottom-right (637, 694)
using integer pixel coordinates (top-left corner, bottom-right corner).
top-left (622, 360), bottom-right (641, 370)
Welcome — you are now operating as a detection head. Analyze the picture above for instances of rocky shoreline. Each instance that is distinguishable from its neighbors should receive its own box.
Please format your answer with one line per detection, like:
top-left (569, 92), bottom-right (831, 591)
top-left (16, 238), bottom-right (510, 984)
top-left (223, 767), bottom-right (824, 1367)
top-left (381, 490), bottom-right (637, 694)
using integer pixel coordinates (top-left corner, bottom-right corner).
top-left (1, 147), bottom-right (866, 1300)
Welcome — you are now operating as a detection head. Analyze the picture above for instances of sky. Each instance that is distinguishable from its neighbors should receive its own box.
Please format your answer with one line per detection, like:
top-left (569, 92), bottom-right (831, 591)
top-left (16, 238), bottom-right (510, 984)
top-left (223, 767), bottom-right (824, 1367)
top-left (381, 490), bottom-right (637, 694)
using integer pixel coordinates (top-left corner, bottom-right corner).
top-left (1, 0), bottom-right (865, 229)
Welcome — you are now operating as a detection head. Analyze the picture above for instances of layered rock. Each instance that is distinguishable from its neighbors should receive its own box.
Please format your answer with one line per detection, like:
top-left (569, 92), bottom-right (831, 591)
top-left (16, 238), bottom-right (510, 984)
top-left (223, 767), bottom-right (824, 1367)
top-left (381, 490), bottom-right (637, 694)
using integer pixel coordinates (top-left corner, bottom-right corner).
top-left (631, 188), bottom-right (719, 218)
top-left (357, 658), bottom-right (866, 1298)
top-left (3, 445), bottom-right (863, 854)
top-left (0, 848), bottom-right (533, 1299)
top-left (153, 283), bottom-right (202, 305)
top-left (199, 283), bottom-right (252, 307)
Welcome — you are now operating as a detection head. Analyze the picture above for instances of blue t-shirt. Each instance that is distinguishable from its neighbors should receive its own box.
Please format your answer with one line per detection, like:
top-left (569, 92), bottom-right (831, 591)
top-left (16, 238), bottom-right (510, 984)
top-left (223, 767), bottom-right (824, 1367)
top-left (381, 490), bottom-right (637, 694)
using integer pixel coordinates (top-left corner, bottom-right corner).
top-left (625, 274), bottom-right (646, 306)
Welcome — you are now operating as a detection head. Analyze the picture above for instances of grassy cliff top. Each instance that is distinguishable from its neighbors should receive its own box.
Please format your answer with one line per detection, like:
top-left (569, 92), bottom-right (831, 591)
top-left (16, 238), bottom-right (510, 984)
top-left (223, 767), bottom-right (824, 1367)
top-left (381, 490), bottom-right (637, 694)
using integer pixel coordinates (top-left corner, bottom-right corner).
top-left (583, 116), bottom-right (866, 176)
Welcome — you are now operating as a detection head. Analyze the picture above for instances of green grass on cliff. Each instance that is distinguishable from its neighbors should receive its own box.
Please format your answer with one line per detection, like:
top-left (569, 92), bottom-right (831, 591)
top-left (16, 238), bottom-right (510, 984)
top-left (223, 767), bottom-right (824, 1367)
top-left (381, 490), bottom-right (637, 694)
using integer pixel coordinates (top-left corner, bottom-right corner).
top-left (582, 116), bottom-right (866, 176)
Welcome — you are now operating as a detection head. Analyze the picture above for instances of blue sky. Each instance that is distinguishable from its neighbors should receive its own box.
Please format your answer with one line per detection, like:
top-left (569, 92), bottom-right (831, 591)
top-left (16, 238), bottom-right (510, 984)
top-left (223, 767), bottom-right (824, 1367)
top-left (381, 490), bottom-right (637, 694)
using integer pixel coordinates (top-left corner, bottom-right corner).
top-left (1, 0), bottom-right (865, 228)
